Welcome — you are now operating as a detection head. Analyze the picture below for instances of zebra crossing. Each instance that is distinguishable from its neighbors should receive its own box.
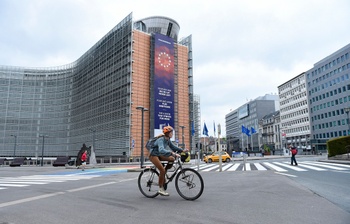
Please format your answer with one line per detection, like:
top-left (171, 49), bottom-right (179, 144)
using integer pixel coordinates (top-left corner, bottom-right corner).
top-left (0, 173), bottom-right (100, 191)
top-left (0, 167), bottom-right (135, 191)
top-left (190, 161), bottom-right (350, 172)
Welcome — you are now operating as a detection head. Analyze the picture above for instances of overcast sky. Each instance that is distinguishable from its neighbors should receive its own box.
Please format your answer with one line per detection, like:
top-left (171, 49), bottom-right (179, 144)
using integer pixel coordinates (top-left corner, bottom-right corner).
top-left (1, 0), bottom-right (350, 137)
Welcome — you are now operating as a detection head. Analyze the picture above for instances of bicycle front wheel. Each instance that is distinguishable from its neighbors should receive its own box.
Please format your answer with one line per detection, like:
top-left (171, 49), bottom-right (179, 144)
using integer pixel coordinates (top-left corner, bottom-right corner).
top-left (175, 168), bottom-right (204, 200)
top-left (138, 168), bottom-right (159, 198)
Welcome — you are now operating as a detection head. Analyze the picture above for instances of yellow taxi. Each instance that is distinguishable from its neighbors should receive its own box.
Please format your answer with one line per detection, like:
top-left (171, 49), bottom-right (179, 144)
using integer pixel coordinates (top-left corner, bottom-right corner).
top-left (203, 151), bottom-right (231, 163)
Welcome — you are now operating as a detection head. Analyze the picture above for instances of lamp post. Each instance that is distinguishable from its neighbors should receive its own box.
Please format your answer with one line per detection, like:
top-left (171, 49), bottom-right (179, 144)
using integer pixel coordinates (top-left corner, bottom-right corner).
top-left (136, 106), bottom-right (148, 168)
top-left (10, 135), bottom-right (17, 158)
top-left (179, 125), bottom-right (186, 148)
top-left (39, 135), bottom-right (48, 166)
top-left (345, 107), bottom-right (350, 135)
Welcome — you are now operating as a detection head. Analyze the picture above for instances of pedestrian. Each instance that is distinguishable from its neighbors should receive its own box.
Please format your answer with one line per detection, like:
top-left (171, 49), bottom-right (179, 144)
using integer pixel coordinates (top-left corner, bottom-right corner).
top-left (81, 150), bottom-right (88, 171)
top-left (290, 146), bottom-right (298, 166)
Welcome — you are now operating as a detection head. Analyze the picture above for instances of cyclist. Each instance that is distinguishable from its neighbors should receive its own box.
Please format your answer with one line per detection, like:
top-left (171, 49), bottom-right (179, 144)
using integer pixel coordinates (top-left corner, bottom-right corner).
top-left (149, 125), bottom-right (188, 196)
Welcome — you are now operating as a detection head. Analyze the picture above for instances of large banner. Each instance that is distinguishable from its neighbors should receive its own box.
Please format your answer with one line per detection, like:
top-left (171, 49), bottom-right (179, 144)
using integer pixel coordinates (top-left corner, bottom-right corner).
top-left (153, 33), bottom-right (175, 137)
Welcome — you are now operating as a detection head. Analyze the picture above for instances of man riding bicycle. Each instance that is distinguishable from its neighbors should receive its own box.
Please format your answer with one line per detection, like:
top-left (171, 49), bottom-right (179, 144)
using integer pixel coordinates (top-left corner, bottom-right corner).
top-left (148, 125), bottom-right (189, 196)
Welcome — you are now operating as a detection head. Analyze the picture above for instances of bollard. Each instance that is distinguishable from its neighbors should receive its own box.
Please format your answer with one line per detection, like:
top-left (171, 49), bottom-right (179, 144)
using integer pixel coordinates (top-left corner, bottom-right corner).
top-left (243, 153), bottom-right (247, 171)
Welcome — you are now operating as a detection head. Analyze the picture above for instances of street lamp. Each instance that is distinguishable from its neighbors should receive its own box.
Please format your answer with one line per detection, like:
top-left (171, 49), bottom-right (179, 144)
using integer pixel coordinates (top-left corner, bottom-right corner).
top-left (136, 106), bottom-right (148, 168)
top-left (10, 135), bottom-right (17, 158)
top-left (39, 135), bottom-right (48, 166)
top-left (344, 107), bottom-right (350, 135)
top-left (179, 125), bottom-right (186, 148)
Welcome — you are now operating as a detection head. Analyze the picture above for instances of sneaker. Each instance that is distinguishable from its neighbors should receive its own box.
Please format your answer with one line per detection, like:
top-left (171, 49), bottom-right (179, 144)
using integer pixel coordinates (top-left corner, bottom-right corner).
top-left (158, 189), bottom-right (169, 196)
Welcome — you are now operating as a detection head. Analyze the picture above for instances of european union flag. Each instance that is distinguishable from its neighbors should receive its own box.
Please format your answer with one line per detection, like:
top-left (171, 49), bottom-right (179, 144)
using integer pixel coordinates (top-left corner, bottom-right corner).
top-left (241, 125), bottom-right (246, 134)
top-left (191, 121), bottom-right (195, 136)
top-left (203, 122), bottom-right (209, 136)
top-left (246, 128), bottom-right (251, 137)
top-left (241, 125), bottom-right (251, 136)
top-left (251, 127), bottom-right (256, 134)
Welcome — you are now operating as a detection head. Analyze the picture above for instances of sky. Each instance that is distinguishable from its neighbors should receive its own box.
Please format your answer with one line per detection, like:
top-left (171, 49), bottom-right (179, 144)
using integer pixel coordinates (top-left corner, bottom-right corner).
top-left (1, 0), bottom-right (350, 137)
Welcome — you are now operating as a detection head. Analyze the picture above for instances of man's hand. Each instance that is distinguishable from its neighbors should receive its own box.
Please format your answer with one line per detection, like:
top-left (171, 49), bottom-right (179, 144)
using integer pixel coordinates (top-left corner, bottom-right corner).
top-left (183, 148), bottom-right (189, 152)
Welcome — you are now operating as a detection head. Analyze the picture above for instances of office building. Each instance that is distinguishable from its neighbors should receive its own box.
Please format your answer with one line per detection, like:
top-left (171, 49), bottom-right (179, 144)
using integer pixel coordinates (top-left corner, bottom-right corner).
top-left (306, 44), bottom-right (350, 152)
top-left (226, 94), bottom-right (278, 153)
top-left (0, 13), bottom-right (194, 159)
top-left (278, 72), bottom-right (311, 151)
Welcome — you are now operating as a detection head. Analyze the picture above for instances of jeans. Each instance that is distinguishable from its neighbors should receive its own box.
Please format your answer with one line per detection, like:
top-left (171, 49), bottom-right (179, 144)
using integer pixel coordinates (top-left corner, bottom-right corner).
top-left (291, 155), bottom-right (298, 165)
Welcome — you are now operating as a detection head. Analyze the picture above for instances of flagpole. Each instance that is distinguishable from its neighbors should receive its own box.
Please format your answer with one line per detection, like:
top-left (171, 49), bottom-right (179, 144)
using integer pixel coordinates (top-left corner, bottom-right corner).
top-left (251, 134), bottom-right (253, 151)
top-left (246, 135), bottom-right (248, 151)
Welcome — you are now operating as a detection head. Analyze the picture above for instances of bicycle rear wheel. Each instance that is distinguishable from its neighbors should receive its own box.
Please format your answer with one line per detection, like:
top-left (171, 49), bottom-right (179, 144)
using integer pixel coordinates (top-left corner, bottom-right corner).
top-left (138, 168), bottom-right (159, 198)
top-left (175, 168), bottom-right (204, 200)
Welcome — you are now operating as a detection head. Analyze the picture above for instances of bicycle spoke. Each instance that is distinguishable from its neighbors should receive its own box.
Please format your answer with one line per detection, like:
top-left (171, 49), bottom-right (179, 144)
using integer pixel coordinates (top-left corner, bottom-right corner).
top-left (175, 168), bottom-right (204, 200)
top-left (138, 168), bottom-right (159, 198)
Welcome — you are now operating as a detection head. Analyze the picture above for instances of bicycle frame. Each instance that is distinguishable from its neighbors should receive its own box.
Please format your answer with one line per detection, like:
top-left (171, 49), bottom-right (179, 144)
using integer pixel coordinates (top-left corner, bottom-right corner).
top-left (162, 157), bottom-right (184, 183)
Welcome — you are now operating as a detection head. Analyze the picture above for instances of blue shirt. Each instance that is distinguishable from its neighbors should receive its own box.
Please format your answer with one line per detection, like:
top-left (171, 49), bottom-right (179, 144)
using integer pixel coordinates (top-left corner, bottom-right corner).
top-left (150, 136), bottom-right (183, 157)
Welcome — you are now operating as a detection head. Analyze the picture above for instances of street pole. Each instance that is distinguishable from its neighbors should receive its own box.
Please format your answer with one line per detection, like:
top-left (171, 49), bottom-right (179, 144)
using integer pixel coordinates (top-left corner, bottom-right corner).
top-left (11, 135), bottom-right (17, 158)
top-left (180, 125), bottom-right (186, 148)
top-left (218, 124), bottom-right (222, 172)
top-left (136, 106), bottom-right (148, 168)
top-left (39, 135), bottom-right (48, 166)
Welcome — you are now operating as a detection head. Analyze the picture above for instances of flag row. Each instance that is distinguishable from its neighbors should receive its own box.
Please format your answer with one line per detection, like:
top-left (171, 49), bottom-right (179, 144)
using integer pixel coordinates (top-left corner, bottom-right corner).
top-left (241, 125), bottom-right (257, 137)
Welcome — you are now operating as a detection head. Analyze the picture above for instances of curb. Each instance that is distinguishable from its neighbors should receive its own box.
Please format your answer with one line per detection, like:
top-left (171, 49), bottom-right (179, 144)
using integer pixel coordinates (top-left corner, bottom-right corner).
top-left (318, 159), bottom-right (350, 165)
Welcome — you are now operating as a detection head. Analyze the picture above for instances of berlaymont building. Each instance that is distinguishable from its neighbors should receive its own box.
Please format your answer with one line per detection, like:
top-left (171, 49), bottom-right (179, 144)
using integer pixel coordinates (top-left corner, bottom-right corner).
top-left (0, 13), bottom-right (196, 160)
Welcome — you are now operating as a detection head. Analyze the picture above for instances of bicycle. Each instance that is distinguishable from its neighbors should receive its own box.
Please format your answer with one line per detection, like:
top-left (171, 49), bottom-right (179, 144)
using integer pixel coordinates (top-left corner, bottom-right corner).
top-left (138, 154), bottom-right (204, 200)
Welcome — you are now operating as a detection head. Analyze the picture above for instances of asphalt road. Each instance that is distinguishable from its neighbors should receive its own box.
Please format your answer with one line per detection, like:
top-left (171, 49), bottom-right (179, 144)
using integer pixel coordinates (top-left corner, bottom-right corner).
top-left (0, 164), bottom-right (349, 224)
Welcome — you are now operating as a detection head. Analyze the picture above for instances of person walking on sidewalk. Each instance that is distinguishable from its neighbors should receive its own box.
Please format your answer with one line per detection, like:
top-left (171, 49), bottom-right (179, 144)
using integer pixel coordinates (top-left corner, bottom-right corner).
top-left (81, 150), bottom-right (88, 171)
top-left (290, 146), bottom-right (298, 166)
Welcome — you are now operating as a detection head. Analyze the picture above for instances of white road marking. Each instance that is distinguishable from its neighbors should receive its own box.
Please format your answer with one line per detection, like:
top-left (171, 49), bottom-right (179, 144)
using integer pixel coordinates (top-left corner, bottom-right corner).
top-left (254, 163), bottom-right (267, 171)
top-left (221, 163), bottom-right (233, 171)
top-left (273, 162), bottom-right (307, 171)
top-left (263, 162), bottom-right (287, 172)
top-left (302, 161), bottom-right (348, 170)
top-left (244, 163), bottom-right (251, 171)
top-left (275, 172), bottom-right (297, 177)
top-left (227, 163), bottom-right (240, 171)
top-left (202, 164), bottom-right (219, 172)
top-left (296, 163), bottom-right (327, 171)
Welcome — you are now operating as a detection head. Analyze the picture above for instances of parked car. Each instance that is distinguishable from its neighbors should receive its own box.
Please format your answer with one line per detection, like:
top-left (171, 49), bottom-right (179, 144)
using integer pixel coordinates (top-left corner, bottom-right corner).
top-left (67, 158), bottom-right (76, 166)
top-left (203, 151), bottom-right (231, 163)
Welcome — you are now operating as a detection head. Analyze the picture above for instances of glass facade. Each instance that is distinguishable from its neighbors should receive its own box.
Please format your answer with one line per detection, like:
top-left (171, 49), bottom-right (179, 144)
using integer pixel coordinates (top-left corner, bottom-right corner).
top-left (307, 44), bottom-right (350, 151)
top-left (0, 13), bottom-right (194, 159)
top-left (134, 16), bottom-right (180, 41)
top-left (0, 14), bottom-right (134, 157)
